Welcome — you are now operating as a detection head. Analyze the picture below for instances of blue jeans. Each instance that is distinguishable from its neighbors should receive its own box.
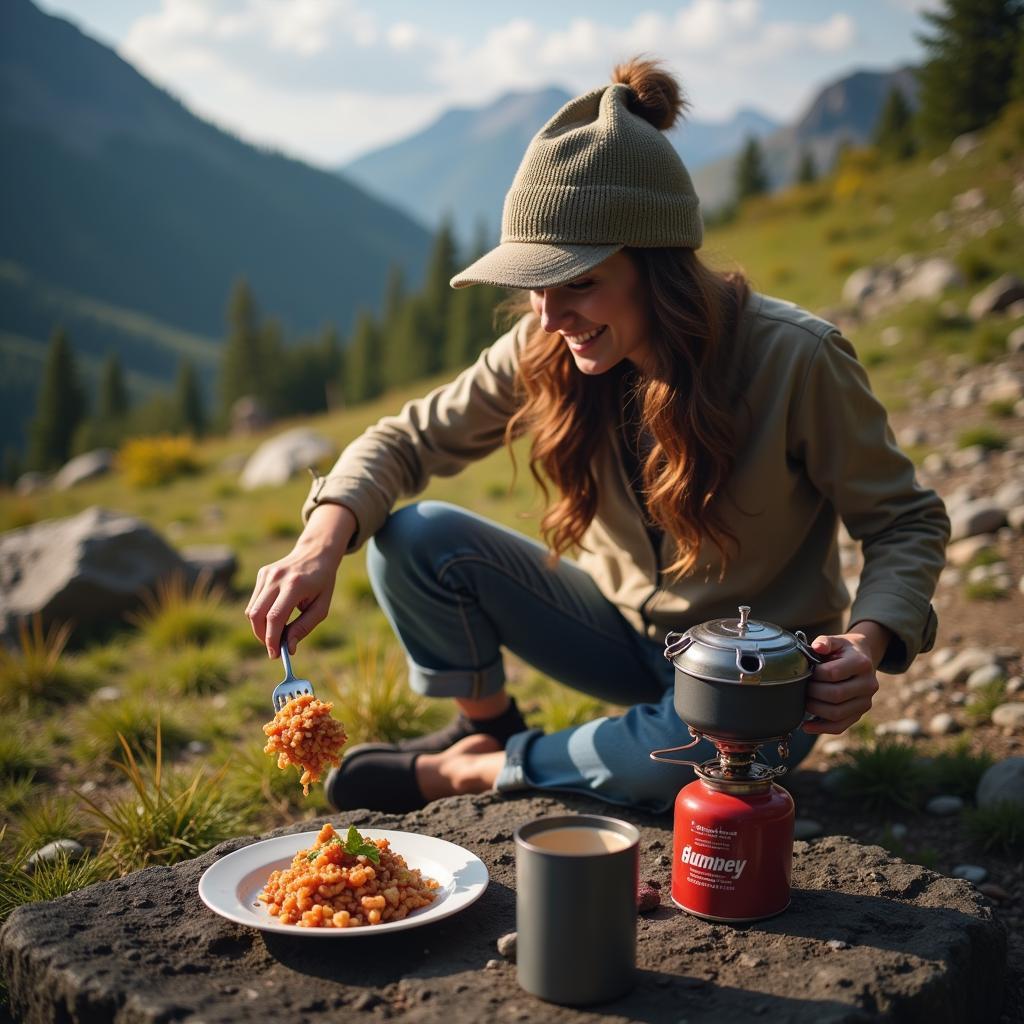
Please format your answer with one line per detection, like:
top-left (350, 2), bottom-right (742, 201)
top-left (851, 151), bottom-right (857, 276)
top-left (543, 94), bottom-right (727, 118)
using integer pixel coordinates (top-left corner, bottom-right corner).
top-left (367, 501), bottom-right (817, 813)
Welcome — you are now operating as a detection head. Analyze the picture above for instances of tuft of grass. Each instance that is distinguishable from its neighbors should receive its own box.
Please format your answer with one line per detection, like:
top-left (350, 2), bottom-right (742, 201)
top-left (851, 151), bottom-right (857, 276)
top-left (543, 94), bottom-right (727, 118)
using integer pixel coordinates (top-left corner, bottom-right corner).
top-left (14, 794), bottom-right (83, 849)
top-left (0, 616), bottom-right (91, 711)
top-left (956, 426), bottom-right (1007, 451)
top-left (966, 801), bottom-right (1024, 854)
top-left (964, 680), bottom-right (1008, 724)
top-left (118, 435), bottom-right (201, 487)
top-left (966, 547), bottom-right (1002, 569)
top-left (987, 399), bottom-right (1017, 418)
top-left (969, 324), bottom-right (1008, 365)
top-left (129, 573), bottom-right (227, 650)
top-left (226, 624), bottom-right (264, 657)
top-left (0, 731), bottom-right (49, 781)
top-left (303, 619), bottom-right (347, 651)
top-left (74, 698), bottom-right (189, 762)
top-left (0, 829), bottom-right (113, 925)
top-left (341, 573), bottom-right (376, 605)
top-left (327, 642), bottom-right (448, 745)
top-left (0, 776), bottom-right (36, 815)
top-left (531, 690), bottom-right (609, 733)
top-left (164, 644), bottom-right (235, 696)
top-left (226, 739), bottom-right (328, 824)
top-left (263, 515), bottom-right (299, 539)
top-left (964, 579), bottom-right (1009, 601)
top-left (921, 739), bottom-right (994, 799)
top-left (839, 739), bottom-right (924, 813)
top-left (77, 725), bottom-right (244, 873)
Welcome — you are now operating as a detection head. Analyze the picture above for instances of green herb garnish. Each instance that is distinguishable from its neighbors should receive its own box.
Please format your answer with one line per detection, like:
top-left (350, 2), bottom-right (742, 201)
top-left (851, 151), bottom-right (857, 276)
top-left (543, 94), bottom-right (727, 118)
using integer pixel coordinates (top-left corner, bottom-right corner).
top-left (306, 827), bottom-right (380, 864)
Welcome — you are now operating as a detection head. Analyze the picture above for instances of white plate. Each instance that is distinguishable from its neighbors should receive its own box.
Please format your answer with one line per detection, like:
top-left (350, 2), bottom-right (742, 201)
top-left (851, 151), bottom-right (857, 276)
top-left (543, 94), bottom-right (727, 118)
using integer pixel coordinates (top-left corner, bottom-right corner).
top-left (198, 828), bottom-right (489, 936)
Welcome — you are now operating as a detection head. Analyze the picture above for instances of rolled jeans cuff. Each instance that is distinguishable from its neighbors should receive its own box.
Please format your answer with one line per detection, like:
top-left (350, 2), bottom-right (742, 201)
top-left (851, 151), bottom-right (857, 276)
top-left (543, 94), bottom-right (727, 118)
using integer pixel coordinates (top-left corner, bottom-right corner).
top-left (494, 728), bottom-right (544, 792)
top-left (405, 654), bottom-right (506, 700)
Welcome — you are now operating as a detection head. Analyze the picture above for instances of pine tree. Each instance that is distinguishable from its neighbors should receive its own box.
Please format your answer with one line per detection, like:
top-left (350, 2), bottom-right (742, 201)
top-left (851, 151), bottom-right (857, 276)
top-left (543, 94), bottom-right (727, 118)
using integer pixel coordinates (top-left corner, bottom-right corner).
top-left (27, 326), bottom-right (86, 470)
top-left (796, 148), bottom-right (818, 185)
top-left (219, 278), bottom-right (273, 420)
top-left (344, 310), bottom-right (383, 404)
top-left (381, 264), bottom-right (406, 334)
top-left (419, 219), bottom-right (459, 374)
top-left (875, 86), bottom-right (917, 159)
top-left (97, 353), bottom-right (129, 421)
top-left (915, 0), bottom-right (1024, 147)
top-left (173, 359), bottom-right (206, 436)
top-left (385, 297), bottom-right (432, 388)
top-left (735, 135), bottom-right (769, 202)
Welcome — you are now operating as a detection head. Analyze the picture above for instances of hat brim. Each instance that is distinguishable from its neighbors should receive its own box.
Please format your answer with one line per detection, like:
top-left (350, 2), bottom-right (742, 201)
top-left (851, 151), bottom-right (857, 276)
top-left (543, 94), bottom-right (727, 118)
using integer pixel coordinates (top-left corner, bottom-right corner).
top-left (450, 241), bottom-right (623, 290)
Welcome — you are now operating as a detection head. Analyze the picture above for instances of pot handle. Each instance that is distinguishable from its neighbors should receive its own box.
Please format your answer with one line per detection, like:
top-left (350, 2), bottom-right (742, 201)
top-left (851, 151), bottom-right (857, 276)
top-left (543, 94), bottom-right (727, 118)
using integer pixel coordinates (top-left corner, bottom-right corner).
top-left (664, 631), bottom-right (693, 661)
top-left (649, 729), bottom-right (703, 767)
top-left (794, 630), bottom-right (825, 666)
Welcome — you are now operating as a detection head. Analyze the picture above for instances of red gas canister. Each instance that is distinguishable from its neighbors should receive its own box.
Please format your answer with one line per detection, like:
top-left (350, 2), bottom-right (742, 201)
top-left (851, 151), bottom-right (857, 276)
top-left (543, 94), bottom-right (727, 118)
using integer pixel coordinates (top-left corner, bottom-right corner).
top-left (671, 766), bottom-right (794, 923)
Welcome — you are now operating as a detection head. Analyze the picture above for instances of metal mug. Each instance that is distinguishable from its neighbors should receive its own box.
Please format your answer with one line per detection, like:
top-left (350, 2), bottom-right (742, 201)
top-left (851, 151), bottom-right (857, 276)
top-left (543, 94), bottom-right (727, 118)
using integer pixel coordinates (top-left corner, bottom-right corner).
top-left (514, 814), bottom-right (640, 1006)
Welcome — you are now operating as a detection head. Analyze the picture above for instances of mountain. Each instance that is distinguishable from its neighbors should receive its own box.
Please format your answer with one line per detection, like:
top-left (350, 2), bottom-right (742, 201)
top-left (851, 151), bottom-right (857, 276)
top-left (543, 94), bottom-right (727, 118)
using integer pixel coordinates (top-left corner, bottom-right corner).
top-left (0, 0), bottom-right (432, 345)
top-left (342, 90), bottom-right (780, 244)
top-left (692, 67), bottom-right (919, 212)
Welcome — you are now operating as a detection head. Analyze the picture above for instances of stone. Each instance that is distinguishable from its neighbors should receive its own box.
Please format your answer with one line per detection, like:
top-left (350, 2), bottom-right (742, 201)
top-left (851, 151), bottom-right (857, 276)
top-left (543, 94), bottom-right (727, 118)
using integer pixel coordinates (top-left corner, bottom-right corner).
top-left (991, 704), bottom-right (1024, 730)
top-left (793, 819), bottom-right (823, 840)
top-left (842, 266), bottom-right (879, 306)
top-left (952, 186), bottom-right (986, 211)
top-left (949, 502), bottom-right (1009, 542)
top-left (0, 797), bottom-right (1008, 1024)
top-left (928, 713), bottom-right (959, 736)
top-left (925, 795), bottom-right (964, 816)
top-left (180, 545), bottom-right (238, 591)
top-left (1008, 326), bottom-right (1024, 355)
top-left (496, 932), bottom-right (517, 961)
top-left (14, 471), bottom-right (49, 496)
top-left (888, 823), bottom-right (908, 841)
top-left (977, 883), bottom-right (1010, 902)
top-left (945, 536), bottom-right (997, 568)
top-left (899, 257), bottom-right (964, 302)
top-left (25, 839), bottom-right (85, 871)
top-left (240, 428), bottom-right (336, 490)
top-left (51, 449), bottom-right (115, 491)
top-left (949, 445), bottom-right (986, 470)
top-left (966, 664), bottom-right (1006, 691)
top-left (881, 326), bottom-right (903, 348)
top-left (976, 757), bottom-right (1024, 809)
top-left (897, 426), bottom-right (927, 448)
top-left (984, 378), bottom-right (1024, 405)
top-left (952, 865), bottom-right (988, 885)
top-left (1007, 677), bottom-right (1023, 695)
top-left (820, 739), bottom-right (848, 757)
top-left (826, 938), bottom-right (851, 951)
top-left (875, 718), bottom-right (922, 738)
top-left (820, 766), bottom-right (852, 794)
top-left (1008, 507), bottom-right (1024, 532)
top-left (950, 133), bottom-right (982, 160)
top-left (92, 686), bottom-right (122, 703)
top-left (0, 507), bottom-right (195, 643)
top-left (968, 273), bottom-right (1024, 320)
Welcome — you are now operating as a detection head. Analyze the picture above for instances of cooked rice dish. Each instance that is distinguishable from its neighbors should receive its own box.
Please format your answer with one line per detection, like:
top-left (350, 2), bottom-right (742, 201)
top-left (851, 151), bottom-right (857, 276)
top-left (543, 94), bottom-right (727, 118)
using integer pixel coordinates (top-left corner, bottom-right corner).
top-left (263, 694), bottom-right (347, 796)
top-left (259, 823), bottom-right (440, 927)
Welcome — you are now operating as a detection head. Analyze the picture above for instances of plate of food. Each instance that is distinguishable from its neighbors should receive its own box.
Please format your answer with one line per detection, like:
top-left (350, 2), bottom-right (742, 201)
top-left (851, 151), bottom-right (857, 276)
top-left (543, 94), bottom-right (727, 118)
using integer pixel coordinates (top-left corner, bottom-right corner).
top-left (198, 823), bottom-right (489, 935)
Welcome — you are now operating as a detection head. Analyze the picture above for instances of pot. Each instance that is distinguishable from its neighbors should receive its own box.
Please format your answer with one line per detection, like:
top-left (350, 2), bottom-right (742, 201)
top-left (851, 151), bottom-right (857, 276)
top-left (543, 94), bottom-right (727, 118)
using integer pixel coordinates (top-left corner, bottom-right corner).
top-left (664, 605), bottom-right (822, 742)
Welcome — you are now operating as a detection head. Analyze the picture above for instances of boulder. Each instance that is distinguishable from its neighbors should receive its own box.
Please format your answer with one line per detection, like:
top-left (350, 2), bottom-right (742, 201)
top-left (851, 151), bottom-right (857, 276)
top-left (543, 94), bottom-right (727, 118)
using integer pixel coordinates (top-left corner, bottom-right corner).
top-left (0, 794), bottom-right (1008, 1024)
top-left (976, 757), bottom-right (1024, 809)
top-left (968, 274), bottom-right (1024, 320)
top-left (842, 266), bottom-right (879, 306)
top-left (935, 647), bottom-right (999, 685)
top-left (949, 133), bottom-right (982, 160)
top-left (0, 507), bottom-right (191, 642)
top-left (14, 471), bottom-right (49, 496)
top-left (949, 501), bottom-right (1008, 542)
top-left (240, 428), bottom-right (336, 490)
top-left (180, 545), bottom-right (238, 591)
top-left (1008, 326), bottom-right (1024, 355)
top-left (51, 449), bottom-right (115, 491)
top-left (991, 704), bottom-right (1024, 731)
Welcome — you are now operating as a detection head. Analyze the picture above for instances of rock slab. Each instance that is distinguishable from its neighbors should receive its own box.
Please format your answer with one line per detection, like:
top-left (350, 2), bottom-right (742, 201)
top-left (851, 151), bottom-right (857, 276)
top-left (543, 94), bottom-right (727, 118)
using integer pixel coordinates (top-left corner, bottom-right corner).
top-left (0, 793), bottom-right (1007, 1024)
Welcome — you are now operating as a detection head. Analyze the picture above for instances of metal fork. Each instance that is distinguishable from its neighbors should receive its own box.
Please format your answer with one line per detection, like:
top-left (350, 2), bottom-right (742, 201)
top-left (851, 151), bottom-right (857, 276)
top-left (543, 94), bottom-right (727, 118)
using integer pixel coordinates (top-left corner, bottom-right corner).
top-left (271, 624), bottom-right (315, 712)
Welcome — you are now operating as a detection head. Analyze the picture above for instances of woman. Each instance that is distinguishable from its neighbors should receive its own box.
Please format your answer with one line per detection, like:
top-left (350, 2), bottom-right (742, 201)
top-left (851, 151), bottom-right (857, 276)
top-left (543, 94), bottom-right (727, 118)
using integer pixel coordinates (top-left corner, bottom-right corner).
top-left (246, 58), bottom-right (949, 814)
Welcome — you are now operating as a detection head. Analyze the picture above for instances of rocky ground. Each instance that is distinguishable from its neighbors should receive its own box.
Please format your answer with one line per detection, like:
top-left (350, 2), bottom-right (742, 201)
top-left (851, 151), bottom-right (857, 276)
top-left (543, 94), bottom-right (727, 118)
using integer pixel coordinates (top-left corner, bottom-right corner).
top-left (788, 343), bottom-right (1024, 1022)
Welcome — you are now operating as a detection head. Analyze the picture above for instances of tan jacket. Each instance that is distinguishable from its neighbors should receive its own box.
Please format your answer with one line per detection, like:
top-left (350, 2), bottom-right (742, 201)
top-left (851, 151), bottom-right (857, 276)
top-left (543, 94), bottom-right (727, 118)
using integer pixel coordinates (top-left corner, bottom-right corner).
top-left (304, 293), bottom-right (949, 674)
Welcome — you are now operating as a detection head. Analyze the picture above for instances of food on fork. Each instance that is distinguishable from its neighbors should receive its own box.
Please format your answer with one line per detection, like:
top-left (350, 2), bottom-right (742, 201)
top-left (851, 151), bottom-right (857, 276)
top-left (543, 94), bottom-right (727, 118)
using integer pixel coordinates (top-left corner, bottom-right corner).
top-left (263, 694), bottom-right (347, 796)
top-left (259, 823), bottom-right (440, 927)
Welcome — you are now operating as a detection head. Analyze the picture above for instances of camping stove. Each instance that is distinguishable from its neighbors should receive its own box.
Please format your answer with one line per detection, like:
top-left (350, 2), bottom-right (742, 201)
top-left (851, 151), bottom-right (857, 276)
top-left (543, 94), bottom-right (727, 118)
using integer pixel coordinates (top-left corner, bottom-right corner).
top-left (652, 732), bottom-right (794, 922)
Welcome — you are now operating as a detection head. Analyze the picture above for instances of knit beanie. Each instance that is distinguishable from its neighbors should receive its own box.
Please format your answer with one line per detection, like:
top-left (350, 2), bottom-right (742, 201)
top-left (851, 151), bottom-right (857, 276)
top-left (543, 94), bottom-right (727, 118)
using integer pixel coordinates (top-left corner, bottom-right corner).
top-left (451, 59), bottom-right (702, 290)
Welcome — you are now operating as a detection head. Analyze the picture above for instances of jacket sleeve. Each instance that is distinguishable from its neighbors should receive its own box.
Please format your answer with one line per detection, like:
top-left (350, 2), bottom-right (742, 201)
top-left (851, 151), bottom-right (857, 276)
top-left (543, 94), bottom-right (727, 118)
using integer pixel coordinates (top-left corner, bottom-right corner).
top-left (301, 315), bottom-right (529, 550)
top-left (788, 330), bottom-right (950, 673)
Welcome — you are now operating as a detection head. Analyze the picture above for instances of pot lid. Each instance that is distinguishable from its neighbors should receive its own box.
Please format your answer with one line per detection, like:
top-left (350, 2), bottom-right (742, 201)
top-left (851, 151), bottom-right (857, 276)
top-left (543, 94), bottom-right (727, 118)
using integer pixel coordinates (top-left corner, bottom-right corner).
top-left (689, 605), bottom-right (793, 651)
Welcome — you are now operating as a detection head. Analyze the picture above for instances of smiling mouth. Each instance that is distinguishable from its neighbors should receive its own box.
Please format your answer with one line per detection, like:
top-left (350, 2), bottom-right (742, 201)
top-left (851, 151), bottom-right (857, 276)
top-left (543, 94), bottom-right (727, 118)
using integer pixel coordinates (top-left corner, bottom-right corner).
top-left (562, 325), bottom-right (606, 351)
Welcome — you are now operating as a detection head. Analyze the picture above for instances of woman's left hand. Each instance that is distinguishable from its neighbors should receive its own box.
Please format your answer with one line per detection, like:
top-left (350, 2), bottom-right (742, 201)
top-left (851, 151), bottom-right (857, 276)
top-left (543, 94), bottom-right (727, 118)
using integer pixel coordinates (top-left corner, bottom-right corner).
top-left (801, 623), bottom-right (889, 735)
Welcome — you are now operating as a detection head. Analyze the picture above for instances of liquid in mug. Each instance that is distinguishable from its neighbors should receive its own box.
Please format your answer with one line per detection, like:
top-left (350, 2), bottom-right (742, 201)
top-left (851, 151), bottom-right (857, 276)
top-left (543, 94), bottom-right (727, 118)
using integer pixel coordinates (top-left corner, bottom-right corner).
top-left (527, 827), bottom-right (632, 855)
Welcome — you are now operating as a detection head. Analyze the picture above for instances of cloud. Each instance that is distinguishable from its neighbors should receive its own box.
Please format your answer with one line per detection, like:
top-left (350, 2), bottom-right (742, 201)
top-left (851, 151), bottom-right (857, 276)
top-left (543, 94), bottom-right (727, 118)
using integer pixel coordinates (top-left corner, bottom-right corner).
top-left (118, 0), bottom-right (865, 165)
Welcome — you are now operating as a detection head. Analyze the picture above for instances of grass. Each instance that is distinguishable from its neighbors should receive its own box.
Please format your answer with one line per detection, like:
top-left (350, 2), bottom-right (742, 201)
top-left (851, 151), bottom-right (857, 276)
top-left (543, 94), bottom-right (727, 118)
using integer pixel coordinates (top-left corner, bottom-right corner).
top-left (163, 644), bottom-right (235, 696)
top-left (838, 739), bottom-right (924, 813)
top-left (966, 801), bottom-right (1024, 854)
top-left (0, 616), bottom-right (92, 710)
top-left (118, 435), bottom-right (201, 488)
top-left (956, 426), bottom-right (1008, 451)
top-left (77, 726), bottom-right (244, 873)
top-left (921, 739), bottom-right (994, 799)
top-left (530, 689), bottom-right (609, 733)
top-left (14, 794), bottom-right (84, 848)
top-left (129, 573), bottom-right (228, 650)
top-left (326, 641), bottom-right (449, 745)
top-left (965, 680), bottom-right (1008, 724)
top-left (964, 580), bottom-right (1010, 601)
top-left (0, 730), bottom-right (49, 781)
top-left (74, 697), bottom-right (189, 762)
top-left (227, 739), bottom-right (329, 823)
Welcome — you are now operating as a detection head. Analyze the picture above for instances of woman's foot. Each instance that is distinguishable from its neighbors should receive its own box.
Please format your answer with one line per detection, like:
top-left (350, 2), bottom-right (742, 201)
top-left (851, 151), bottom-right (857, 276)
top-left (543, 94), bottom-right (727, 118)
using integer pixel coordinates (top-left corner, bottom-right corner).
top-left (415, 734), bottom-right (504, 801)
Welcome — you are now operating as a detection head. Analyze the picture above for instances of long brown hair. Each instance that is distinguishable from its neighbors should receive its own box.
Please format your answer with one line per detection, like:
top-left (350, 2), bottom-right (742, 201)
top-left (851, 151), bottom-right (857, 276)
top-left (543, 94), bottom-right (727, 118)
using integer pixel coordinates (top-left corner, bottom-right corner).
top-left (504, 248), bottom-right (749, 580)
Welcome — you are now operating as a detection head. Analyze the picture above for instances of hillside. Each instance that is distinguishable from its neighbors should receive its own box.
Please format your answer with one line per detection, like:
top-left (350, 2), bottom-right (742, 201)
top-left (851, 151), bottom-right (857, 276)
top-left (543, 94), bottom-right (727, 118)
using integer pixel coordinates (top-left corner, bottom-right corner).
top-left (0, 0), bottom-right (432, 347)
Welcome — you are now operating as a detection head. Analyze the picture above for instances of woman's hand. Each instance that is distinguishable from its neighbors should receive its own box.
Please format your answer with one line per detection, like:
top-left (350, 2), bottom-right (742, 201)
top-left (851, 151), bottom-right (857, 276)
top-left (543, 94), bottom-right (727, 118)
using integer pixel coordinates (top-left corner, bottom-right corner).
top-left (801, 621), bottom-right (891, 735)
top-left (246, 504), bottom-right (357, 659)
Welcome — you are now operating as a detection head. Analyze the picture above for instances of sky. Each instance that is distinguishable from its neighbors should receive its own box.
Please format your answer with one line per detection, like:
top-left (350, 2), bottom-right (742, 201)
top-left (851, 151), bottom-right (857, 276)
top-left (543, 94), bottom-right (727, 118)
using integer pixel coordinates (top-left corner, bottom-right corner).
top-left (36, 0), bottom-right (942, 167)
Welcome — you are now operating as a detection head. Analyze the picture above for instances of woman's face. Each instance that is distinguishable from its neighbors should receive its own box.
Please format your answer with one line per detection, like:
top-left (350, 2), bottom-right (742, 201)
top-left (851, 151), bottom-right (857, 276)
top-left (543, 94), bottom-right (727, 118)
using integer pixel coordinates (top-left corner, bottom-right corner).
top-left (529, 251), bottom-right (654, 376)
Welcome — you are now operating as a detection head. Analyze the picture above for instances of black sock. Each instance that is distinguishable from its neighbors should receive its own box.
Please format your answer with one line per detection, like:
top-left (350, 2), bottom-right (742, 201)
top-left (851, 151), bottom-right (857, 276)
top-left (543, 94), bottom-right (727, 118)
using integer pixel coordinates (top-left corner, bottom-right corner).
top-left (464, 697), bottom-right (528, 743)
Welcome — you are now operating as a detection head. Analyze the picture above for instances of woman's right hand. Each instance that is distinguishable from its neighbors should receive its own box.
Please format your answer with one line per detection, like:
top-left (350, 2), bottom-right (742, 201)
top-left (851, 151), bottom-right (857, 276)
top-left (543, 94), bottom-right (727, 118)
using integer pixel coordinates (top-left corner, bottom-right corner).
top-left (246, 503), bottom-right (357, 659)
